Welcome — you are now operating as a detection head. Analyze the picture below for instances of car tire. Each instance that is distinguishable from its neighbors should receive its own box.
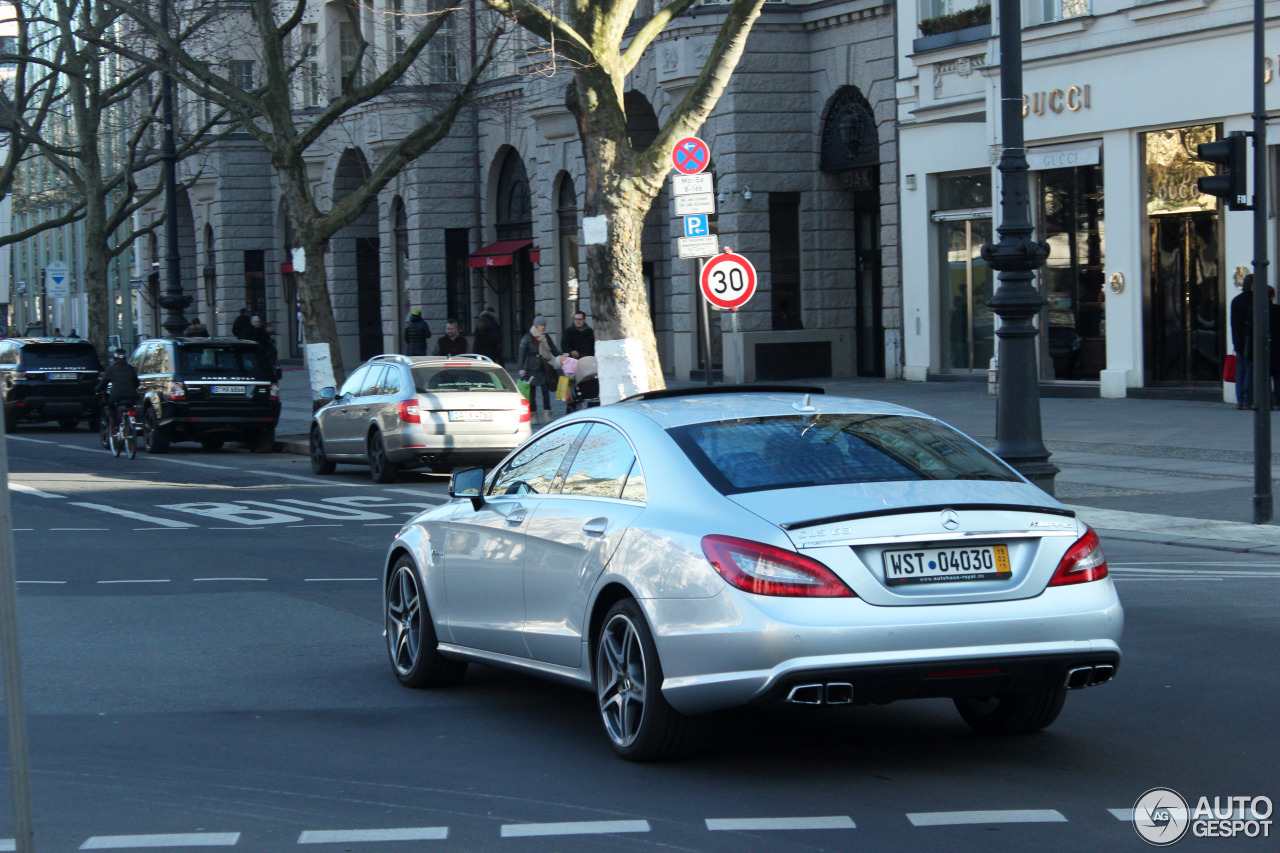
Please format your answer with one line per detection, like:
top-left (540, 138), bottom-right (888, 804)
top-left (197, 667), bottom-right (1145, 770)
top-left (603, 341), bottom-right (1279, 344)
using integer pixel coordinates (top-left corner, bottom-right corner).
top-left (954, 687), bottom-right (1068, 735)
top-left (595, 599), bottom-right (700, 762)
top-left (368, 431), bottom-right (397, 483)
top-left (200, 438), bottom-right (224, 451)
top-left (310, 427), bottom-right (336, 474)
top-left (386, 557), bottom-right (467, 688)
top-left (143, 408), bottom-right (170, 453)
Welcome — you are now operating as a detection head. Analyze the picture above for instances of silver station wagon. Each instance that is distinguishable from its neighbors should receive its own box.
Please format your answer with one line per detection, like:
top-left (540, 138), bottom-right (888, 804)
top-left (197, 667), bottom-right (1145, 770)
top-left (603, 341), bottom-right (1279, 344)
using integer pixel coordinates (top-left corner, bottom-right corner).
top-left (311, 354), bottom-right (532, 481)
top-left (381, 387), bottom-right (1123, 760)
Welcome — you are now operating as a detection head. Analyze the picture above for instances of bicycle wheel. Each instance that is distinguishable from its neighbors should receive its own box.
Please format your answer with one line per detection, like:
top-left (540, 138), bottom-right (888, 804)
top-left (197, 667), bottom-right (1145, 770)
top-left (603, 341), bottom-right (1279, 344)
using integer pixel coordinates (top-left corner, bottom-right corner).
top-left (125, 418), bottom-right (137, 459)
top-left (110, 423), bottom-right (122, 457)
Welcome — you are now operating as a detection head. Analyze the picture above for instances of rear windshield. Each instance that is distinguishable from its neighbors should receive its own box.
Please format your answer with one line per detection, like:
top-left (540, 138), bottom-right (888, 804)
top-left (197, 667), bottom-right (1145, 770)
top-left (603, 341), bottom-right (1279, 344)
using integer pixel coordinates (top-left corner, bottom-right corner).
top-left (20, 343), bottom-right (102, 370)
top-left (412, 364), bottom-right (516, 393)
top-left (177, 345), bottom-right (272, 378)
top-left (669, 414), bottom-right (1020, 494)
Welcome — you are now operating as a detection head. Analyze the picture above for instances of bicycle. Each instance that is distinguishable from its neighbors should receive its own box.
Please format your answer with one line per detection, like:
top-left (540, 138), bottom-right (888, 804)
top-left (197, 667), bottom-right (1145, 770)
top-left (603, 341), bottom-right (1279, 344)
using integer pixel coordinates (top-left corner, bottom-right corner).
top-left (99, 397), bottom-right (138, 459)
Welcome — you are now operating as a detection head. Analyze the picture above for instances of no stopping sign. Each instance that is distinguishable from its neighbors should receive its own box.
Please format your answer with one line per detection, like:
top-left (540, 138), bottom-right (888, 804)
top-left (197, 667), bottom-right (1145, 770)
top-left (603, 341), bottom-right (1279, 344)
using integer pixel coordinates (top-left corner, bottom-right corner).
top-left (700, 252), bottom-right (757, 310)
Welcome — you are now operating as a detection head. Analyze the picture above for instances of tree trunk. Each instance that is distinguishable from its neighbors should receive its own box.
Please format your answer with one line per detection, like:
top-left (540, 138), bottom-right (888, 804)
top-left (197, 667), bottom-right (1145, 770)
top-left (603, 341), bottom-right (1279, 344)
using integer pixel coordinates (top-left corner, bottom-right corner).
top-left (81, 184), bottom-right (113, 364)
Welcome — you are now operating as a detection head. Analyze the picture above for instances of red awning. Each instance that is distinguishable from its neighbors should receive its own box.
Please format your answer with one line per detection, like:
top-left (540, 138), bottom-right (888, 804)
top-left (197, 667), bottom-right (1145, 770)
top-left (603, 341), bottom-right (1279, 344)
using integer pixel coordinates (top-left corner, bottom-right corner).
top-left (467, 239), bottom-right (540, 268)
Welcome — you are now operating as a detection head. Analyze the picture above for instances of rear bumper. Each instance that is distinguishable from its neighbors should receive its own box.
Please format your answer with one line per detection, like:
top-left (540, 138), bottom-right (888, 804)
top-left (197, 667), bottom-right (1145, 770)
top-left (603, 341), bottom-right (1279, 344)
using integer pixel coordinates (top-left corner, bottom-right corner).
top-left (159, 402), bottom-right (281, 437)
top-left (386, 428), bottom-right (529, 466)
top-left (7, 395), bottom-right (98, 421)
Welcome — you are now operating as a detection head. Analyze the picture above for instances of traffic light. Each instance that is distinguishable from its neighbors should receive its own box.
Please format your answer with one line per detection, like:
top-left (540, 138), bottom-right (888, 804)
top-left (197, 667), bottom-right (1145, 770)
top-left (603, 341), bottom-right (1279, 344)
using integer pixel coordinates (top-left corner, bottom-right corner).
top-left (1196, 132), bottom-right (1251, 210)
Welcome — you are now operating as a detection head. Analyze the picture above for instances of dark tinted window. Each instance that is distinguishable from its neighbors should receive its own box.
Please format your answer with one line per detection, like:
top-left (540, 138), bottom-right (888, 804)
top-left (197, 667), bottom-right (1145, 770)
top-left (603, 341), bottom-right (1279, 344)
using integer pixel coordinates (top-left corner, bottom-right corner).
top-left (560, 424), bottom-right (636, 499)
top-left (177, 344), bottom-right (271, 378)
top-left (19, 343), bottom-right (102, 370)
top-left (413, 364), bottom-right (516, 393)
top-left (670, 414), bottom-right (1019, 495)
top-left (489, 424), bottom-right (586, 496)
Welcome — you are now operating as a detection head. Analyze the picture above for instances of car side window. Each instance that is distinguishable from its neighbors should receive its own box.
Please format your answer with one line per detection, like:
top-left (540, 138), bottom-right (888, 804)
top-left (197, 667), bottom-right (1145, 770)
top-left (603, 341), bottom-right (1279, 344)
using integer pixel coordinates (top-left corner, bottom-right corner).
top-left (489, 425), bottom-right (586, 496)
top-left (137, 344), bottom-right (159, 374)
top-left (560, 423), bottom-right (637, 499)
top-left (359, 365), bottom-right (388, 397)
top-left (382, 367), bottom-right (402, 396)
top-left (338, 366), bottom-right (368, 400)
top-left (620, 459), bottom-right (647, 502)
top-left (0, 344), bottom-right (15, 365)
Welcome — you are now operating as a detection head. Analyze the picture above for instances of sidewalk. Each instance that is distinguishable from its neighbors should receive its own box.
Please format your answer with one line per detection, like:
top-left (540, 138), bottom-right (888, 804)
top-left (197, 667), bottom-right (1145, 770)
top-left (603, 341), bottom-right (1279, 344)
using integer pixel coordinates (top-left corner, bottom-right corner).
top-left (274, 364), bottom-right (1280, 554)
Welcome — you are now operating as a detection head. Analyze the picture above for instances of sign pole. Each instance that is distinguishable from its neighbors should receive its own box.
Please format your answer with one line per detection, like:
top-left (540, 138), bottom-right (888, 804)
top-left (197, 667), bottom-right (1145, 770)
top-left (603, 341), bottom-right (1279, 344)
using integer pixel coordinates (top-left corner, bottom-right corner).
top-left (730, 308), bottom-right (742, 384)
top-left (699, 259), bottom-right (713, 386)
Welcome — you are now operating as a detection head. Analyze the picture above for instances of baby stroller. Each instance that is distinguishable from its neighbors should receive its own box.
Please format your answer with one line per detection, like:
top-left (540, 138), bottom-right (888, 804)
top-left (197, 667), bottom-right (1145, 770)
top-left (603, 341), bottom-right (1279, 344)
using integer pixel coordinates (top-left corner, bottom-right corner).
top-left (564, 355), bottom-right (600, 413)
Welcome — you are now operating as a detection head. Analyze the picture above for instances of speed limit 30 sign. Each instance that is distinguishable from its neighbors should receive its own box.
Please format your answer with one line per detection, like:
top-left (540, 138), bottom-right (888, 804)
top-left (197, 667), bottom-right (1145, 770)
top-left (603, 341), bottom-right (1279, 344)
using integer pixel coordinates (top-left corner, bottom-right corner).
top-left (700, 251), bottom-right (756, 310)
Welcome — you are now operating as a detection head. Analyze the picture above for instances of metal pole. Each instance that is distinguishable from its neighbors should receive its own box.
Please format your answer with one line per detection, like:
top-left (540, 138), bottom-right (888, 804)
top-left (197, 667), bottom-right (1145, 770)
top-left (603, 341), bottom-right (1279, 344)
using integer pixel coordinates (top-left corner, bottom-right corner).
top-left (158, 0), bottom-right (189, 336)
top-left (0, 422), bottom-right (36, 852)
top-left (1252, 0), bottom-right (1272, 523)
top-left (699, 258), bottom-right (713, 385)
top-left (731, 308), bottom-right (742, 383)
top-left (983, 0), bottom-right (1058, 493)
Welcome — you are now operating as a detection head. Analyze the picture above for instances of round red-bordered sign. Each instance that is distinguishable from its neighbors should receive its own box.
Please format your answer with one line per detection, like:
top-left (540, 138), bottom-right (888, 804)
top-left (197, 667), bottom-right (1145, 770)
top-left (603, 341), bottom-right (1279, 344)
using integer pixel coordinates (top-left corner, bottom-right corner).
top-left (671, 136), bottom-right (711, 175)
top-left (700, 252), bottom-right (757, 310)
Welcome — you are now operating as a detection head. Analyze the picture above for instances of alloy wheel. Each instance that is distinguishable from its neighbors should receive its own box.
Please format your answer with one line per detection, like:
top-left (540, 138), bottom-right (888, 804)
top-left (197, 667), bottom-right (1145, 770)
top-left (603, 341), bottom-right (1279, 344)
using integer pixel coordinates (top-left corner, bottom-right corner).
top-left (596, 612), bottom-right (649, 748)
top-left (386, 565), bottom-right (422, 677)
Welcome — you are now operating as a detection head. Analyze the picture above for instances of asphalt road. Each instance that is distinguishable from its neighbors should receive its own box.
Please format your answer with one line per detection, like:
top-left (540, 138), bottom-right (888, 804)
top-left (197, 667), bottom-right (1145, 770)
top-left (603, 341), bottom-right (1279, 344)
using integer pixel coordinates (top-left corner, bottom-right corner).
top-left (1, 426), bottom-right (1276, 852)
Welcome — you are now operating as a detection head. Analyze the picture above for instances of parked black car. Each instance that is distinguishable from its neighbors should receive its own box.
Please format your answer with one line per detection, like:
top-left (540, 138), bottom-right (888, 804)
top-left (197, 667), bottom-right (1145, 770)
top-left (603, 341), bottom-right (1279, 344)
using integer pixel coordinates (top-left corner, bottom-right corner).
top-left (0, 337), bottom-right (104, 431)
top-left (130, 337), bottom-right (280, 452)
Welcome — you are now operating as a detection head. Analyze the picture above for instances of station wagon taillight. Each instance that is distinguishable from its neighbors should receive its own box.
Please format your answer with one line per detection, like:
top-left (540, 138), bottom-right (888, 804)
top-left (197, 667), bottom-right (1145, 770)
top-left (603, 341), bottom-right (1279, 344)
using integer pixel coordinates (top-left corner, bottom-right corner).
top-left (519, 397), bottom-right (531, 423)
top-left (701, 535), bottom-right (855, 598)
top-left (398, 401), bottom-right (421, 423)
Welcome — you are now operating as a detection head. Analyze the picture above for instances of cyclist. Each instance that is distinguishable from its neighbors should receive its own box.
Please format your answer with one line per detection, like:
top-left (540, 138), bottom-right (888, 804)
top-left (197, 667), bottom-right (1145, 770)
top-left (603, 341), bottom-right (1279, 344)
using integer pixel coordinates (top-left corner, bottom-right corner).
top-left (96, 348), bottom-right (140, 431)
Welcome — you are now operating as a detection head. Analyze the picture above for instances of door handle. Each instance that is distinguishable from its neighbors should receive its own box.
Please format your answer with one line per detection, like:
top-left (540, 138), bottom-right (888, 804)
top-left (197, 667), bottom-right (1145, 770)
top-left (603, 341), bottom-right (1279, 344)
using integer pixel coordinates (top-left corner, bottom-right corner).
top-left (582, 519), bottom-right (607, 537)
top-left (505, 513), bottom-right (526, 525)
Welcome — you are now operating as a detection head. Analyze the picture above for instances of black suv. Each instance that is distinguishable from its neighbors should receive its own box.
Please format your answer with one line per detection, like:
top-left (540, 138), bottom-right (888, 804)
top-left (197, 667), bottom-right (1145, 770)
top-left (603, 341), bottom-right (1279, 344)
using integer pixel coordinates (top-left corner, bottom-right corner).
top-left (130, 337), bottom-right (280, 452)
top-left (0, 338), bottom-right (104, 431)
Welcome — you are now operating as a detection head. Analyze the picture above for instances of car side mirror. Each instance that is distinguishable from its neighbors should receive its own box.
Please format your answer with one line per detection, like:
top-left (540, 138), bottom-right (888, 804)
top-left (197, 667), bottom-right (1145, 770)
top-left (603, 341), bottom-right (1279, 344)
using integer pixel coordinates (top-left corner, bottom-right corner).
top-left (319, 386), bottom-right (336, 400)
top-left (450, 466), bottom-right (486, 510)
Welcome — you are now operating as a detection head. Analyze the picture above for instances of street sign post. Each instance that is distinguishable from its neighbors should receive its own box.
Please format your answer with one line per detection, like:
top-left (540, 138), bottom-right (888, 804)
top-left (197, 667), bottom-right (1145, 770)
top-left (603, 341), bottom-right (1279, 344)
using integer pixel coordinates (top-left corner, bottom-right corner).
top-left (674, 193), bottom-right (716, 216)
top-left (700, 251), bottom-right (757, 383)
top-left (683, 214), bottom-right (709, 238)
top-left (671, 136), bottom-right (710, 175)
top-left (672, 173), bottom-right (714, 196)
top-left (678, 235), bottom-right (719, 259)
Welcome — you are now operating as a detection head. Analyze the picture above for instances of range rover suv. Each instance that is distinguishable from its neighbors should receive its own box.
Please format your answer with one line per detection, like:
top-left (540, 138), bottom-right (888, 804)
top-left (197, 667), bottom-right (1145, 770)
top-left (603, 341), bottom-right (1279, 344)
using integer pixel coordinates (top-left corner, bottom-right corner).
top-left (0, 337), bottom-right (104, 431)
top-left (130, 337), bottom-right (280, 452)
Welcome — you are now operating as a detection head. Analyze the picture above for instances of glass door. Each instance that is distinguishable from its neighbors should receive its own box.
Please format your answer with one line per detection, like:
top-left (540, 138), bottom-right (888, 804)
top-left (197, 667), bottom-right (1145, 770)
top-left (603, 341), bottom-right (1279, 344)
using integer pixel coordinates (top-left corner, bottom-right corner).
top-left (938, 217), bottom-right (995, 372)
top-left (1148, 212), bottom-right (1222, 384)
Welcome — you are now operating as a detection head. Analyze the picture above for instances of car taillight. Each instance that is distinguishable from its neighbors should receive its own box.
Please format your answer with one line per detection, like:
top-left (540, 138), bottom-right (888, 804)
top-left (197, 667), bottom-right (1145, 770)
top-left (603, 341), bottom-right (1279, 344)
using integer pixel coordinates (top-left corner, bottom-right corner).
top-left (519, 397), bottom-right (531, 423)
top-left (269, 382), bottom-right (279, 401)
top-left (1049, 526), bottom-right (1108, 586)
top-left (168, 381), bottom-right (186, 401)
top-left (701, 535), bottom-right (855, 598)
top-left (398, 401), bottom-right (421, 423)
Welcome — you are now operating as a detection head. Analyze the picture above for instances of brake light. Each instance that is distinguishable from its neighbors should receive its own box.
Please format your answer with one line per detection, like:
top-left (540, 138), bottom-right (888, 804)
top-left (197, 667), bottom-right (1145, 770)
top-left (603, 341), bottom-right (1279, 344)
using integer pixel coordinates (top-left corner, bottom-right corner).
top-left (519, 397), bottom-right (531, 423)
top-left (701, 535), bottom-right (854, 598)
top-left (1049, 526), bottom-right (1109, 586)
top-left (167, 381), bottom-right (186, 401)
top-left (398, 401), bottom-right (421, 423)
top-left (269, 382), bottom-right (279, 401)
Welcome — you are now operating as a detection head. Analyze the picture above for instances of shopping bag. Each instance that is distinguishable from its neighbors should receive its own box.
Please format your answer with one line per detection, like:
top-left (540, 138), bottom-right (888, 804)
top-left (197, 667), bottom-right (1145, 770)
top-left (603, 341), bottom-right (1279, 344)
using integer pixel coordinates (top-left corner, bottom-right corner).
top-left (555, 375), bottom-right (570, 401)
top-left (1223, 353), bottom-right (1237, 383)
top-left (517, 378), bottom-right (532, 402)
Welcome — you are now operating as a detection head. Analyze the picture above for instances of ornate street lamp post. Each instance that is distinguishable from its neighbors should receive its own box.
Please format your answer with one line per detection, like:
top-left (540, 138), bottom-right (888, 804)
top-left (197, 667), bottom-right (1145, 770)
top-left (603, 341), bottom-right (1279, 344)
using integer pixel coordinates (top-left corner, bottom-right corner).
top-left (982, 0), bottom-right (1058, 493)
top-left (159, 0), bottom-right (189, 336)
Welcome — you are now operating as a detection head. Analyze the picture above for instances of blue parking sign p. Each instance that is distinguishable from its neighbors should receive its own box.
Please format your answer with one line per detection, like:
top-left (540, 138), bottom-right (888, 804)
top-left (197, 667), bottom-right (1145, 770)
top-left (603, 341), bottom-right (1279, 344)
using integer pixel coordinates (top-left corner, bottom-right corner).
top-left (684, 214), bottom-right (708, 238)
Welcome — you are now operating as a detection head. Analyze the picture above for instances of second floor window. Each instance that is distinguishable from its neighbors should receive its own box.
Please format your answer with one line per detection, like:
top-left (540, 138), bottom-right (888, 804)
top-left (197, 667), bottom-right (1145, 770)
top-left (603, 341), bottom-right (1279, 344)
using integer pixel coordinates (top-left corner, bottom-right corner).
top-left (339, 20), bottom-right (362, 87)
top-left (1027, 0), bottom-right (1089, 26)
top-left (428, 0), bottom-right (457, 83)
top-left (302, 23), bottom-right (321, 106)
top-left (229, 60), bottom-right (255, 90)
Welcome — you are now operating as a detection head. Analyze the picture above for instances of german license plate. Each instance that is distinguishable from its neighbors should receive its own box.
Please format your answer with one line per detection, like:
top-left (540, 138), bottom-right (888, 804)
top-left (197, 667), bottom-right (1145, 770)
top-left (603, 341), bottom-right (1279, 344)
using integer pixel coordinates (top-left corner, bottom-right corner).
top-left (883, 544), bottom-right (1011, 585)
top-left (212, 385), bottom-right (247, 395)
top-left (449, 410), bottom-right (493, 421)
top-left (48, 372), bottom-right (79, 380)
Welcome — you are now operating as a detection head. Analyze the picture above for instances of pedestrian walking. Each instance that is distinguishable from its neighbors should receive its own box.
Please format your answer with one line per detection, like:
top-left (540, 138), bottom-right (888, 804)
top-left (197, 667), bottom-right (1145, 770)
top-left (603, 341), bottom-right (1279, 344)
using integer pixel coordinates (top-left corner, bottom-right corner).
top-left (472, 314), bottom-right (502, 363)
top-left (518, 315), bottom-right (561, 425)
top-left (183, 317), bottom-right (209, 337)
top-left (434, 319), bottom-right (469, 357)
top-left (1232, 274), bottom-right (1255, 409)
top-left (404, 308), bottom-right (431, 356)
top-left (562, 311), bottom-right (595, 358)
top-left (232, 308), bottom-right (253, 339)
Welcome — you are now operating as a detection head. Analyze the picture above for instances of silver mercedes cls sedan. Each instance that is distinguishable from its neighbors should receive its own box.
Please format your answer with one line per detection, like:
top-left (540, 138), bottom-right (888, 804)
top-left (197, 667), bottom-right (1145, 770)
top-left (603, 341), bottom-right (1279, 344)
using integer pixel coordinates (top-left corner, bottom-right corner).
top-left (382, 387), bottom-right (1122, 761)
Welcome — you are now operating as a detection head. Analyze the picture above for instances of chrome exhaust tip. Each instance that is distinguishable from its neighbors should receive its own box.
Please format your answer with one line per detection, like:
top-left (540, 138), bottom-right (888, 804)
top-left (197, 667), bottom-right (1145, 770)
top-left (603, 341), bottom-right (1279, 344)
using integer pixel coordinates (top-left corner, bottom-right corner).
top-left (824, 683), bottom-right (854, 705)
top-left (786, 684), bottom-right (824, 705)
top-left (1064, 666), bottom-right (1094, 690)
top-left (1090, 664), bottom-right (1116, 686)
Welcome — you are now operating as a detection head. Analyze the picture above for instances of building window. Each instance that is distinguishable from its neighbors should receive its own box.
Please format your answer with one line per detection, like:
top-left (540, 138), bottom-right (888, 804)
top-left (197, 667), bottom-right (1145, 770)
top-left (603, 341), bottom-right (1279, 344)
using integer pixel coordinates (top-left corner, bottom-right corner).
top-left (390, 0), bottom-right (406, 61)
top-left (445, 229), bottom-right (471, 332)
top-left (302, 23), bottom-right (321, 106)
top-left (244, 250), bottom-right (266, 318)
top-left (933, 172), bottom-right (994, 374)
top-left (229, 60), bottom-right (255, 90)
top-left (1026, 0), bottom-right (1089, 27)
top-left (769, 193), bottom-right (802, 331)
top-left (428, 0), bottom-right (458, 83)
top-left (339, 19), bottom-right (362, 87)
top-left (557, 179), bottom-right (579, 321)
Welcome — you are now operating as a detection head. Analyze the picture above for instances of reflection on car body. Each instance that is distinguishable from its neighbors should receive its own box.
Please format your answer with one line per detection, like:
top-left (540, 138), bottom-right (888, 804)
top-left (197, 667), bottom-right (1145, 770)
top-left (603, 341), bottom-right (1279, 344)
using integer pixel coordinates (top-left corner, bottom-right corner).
top-left (381, 388), bottom-right (1123, 761)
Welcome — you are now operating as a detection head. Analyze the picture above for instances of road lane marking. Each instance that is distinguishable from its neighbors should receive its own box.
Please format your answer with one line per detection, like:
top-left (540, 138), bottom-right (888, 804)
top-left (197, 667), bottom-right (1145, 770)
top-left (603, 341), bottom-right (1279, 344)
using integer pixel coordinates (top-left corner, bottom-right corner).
top-left (907, 810), bottom-right (1067, 826)
top-left (209, 527), bottom-right (265, 530)
top-left (51, 528), bottom-right (108, 531)
top-left (9, 483), bottom-right (65, 499)
top-left (97, 580), bottom-right (170, 585)
top-left (16, 580), bottom-right (66, 585)
top-left (500, 821), bottom-right (650, 838)
top-left (247, 470), bottom-right (364, 486)
top-left (0, 837), bottom-right (13, 851)
top-left (148, 458), bottom-right (234, 470)
top-left (287, 524), bottom-right (342, 528)
top-left (80, 833), bottom-right (240, 849)
top-left (304, 578), bottom-right (376, 582)
top-left (70, 503), bottom-right (196, 528)
top-left (5, 436), bottom-right (57, 444)
top-left (706, 817), bottom-right (855, 831)
top-left (298, 827), bottom-right (448, 843)
top-left (60, 445), bottom-right (106, 454)
top-left (1109, 809), bottom-right (1134, 821)
top-left (193, 578), bottom-right (268, 583)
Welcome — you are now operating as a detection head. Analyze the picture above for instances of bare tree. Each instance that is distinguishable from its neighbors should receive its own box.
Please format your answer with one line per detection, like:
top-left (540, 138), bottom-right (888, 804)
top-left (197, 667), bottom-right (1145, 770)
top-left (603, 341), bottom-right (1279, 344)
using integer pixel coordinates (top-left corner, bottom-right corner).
top-left (480, 0), bottom-right (768, 396)
top-left (106, 0), bottom-right (502, 384)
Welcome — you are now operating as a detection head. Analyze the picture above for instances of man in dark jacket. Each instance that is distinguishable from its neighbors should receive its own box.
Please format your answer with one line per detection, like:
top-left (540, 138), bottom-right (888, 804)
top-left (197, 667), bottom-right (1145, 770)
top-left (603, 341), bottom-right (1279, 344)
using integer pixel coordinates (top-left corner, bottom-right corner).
top-left (562, 311), bottom-right (595, 359)
top-left (434, 319), bottom-right (469, 357)
top-left (1231, 274), bottom-right (1255, 409)
top-left (232, 308), bottom-right (253, 339)
top-left (95, 349), bottom-right (140, 430)
top-left (404, 309), bottom-right (431, 356)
